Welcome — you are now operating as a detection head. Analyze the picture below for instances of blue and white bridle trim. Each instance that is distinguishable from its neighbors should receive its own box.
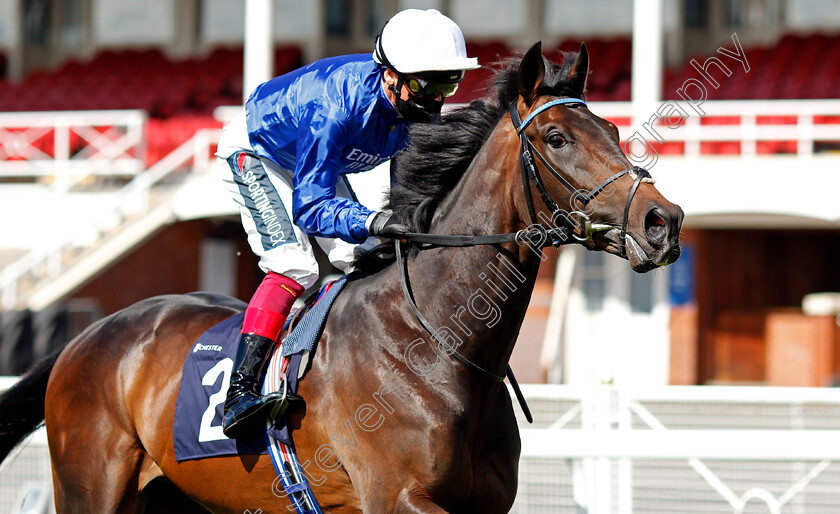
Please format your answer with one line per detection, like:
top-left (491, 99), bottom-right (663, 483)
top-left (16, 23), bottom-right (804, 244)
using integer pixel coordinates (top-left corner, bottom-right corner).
top-left (516, 97), bottom-right (587, 133)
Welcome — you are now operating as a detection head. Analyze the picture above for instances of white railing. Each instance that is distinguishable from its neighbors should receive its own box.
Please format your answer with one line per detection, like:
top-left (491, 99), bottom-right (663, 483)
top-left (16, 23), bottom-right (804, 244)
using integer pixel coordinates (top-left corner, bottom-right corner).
top-left (589, 99), bottom-right (840, 158)
top-left (3, 380), bottom-right (839, 513)
top-left (2, 100), bottom-right (839, 310)
top-left (513, 384), bottom-right (840, 513)
top-left (0, 110), bottom-right (147, 188)
top-left (0, 128), bottom-right (221, 310)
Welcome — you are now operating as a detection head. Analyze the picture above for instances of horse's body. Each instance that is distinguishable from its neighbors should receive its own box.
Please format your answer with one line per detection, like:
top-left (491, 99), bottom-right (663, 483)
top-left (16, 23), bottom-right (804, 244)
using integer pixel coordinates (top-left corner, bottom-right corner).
top-left (0, 43), bottom-right (682, 513)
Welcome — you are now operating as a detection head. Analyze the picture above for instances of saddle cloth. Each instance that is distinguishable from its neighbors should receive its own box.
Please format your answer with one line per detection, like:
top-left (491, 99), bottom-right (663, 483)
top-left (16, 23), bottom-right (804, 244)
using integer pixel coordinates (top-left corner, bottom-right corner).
top-left (172, 276), bottom-right (348, 462)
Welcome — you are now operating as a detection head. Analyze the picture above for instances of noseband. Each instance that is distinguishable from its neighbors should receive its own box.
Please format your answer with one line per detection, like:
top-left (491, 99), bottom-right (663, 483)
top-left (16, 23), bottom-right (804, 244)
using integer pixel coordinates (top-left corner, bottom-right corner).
top-left (510, 98), bottom-right (651, 258)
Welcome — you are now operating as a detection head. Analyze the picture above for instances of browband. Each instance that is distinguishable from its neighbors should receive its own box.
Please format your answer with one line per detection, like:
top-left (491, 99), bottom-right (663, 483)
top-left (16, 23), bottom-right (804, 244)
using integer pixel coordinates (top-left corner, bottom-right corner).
top-left (516, 97), bottom-right (587, 133)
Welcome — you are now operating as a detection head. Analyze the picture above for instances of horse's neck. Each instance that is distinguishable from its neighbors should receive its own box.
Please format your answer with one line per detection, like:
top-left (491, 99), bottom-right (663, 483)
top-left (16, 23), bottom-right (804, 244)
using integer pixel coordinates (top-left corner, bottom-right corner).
top-left (411, 125), bottom-right (541, 378)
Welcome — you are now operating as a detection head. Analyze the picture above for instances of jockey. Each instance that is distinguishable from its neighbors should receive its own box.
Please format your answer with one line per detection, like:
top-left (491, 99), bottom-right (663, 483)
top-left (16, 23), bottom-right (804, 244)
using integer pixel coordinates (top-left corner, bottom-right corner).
top-left (216, 8), bottom-right (479, 438)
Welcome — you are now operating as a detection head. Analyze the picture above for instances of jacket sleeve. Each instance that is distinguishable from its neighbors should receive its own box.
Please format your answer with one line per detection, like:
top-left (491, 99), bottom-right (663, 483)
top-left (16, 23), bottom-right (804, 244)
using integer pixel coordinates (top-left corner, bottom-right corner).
top-left (291, 102), bottom-right (374, 244)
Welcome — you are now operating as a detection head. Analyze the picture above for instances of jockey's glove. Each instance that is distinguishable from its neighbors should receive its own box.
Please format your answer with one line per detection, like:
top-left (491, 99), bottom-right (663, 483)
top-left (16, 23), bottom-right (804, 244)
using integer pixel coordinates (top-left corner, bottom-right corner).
top-left (369, 211), bottom-right (409, 238)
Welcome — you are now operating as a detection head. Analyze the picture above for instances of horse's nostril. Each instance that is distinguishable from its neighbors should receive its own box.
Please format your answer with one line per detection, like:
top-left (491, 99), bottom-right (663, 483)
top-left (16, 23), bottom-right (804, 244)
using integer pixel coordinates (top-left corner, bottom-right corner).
top-left (644, 208), bottom-right (667, 243)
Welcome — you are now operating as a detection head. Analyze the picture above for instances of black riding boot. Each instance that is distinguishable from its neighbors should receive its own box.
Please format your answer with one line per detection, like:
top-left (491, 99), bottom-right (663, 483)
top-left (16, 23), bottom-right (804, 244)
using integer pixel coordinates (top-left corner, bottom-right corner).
top-left (222, 333), bottom-right (304, 439)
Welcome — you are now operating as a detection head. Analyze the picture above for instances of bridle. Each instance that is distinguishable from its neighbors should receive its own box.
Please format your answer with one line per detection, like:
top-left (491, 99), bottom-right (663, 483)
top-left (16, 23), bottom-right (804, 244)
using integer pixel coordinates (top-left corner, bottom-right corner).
top-left (397, 97), bottom-right (652, 255)
top-left (509, 97), bottom-right (652, 258)
top-left (393, 96), bottom-right (653, 413)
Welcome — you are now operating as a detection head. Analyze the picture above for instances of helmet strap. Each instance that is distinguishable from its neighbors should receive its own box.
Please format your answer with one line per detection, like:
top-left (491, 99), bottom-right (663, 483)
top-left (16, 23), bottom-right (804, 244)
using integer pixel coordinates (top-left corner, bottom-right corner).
top-left (376, 33), bottom-right (443, 123)
top-left (388, 74), bottom-right (403, 96)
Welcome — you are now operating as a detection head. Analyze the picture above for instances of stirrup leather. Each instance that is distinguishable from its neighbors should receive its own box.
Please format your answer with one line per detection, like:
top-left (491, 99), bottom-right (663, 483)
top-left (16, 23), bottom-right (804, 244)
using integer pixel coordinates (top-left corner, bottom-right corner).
top-left (222, 372), bottom-right (304, 438)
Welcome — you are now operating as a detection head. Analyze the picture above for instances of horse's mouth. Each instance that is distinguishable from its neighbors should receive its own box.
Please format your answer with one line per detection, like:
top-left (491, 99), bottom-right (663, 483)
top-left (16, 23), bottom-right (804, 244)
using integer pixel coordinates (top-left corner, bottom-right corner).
top-left (594, 229), bottom-right (680, 273)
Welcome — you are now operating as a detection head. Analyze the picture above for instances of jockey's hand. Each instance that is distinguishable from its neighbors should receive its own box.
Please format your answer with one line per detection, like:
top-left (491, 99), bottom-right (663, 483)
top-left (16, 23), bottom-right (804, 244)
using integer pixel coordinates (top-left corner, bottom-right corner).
top-left (369, 211), bottom-right (409, 239)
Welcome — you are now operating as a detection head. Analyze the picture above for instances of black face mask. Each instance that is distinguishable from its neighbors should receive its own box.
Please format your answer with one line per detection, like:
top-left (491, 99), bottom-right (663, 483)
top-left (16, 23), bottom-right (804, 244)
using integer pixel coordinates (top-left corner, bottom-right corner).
top-left (389, 78), bottom-right (444, 123)
top-left (397, 95), bottom-right (444, 123)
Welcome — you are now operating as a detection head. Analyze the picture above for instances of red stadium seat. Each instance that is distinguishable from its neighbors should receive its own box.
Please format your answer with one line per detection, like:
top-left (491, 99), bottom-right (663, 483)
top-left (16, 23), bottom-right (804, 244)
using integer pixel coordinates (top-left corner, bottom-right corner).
top-left (4, 31), bottom-right (840, 171)
top-left (610, 78), bottom-right (631, 101)
top-left (757, 141), bottom-right (797, 154)
top-left (702, 116), bottom-right (740, 125)
top-left (1, 45), bottom-right (298, 120)
top-left (652, 141), bottom-right (685, 155)
top-left (447, 40), bottom-right (513, 104)
top-left (757, 115), bottom-right (796, 125)
top-left (701, 141), bottom-right (741, 155)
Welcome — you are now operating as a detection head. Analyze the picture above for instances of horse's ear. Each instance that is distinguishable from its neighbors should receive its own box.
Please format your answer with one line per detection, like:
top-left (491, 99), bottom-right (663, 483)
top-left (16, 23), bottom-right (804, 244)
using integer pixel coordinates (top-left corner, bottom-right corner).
top-left (517, 42), bottom-right (545, 106)
top-left (568, 42), bottom-right (590, 97)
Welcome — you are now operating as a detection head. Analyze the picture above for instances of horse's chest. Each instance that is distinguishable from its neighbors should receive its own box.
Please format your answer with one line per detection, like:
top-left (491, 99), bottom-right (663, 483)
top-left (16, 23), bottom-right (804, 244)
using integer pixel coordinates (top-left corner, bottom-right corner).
top-left (419, 418), bottom-right (518, 508)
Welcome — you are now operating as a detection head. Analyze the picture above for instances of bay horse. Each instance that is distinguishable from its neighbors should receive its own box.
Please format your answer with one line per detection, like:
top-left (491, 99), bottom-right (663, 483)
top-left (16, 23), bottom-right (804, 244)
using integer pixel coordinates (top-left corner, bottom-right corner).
top-left (0, 42), bottom-right (682, 513)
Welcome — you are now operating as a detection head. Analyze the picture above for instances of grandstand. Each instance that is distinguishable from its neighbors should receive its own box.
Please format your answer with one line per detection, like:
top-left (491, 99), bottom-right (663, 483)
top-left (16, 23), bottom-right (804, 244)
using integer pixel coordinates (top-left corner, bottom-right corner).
top-left (2, 33), bottom-right (838, 174)
top-left (0, 0), bottom-right (836, 383)
top-left (0, 0), bottom-right (837, 378)
top-left (1, 0), bottom-right (839, 511)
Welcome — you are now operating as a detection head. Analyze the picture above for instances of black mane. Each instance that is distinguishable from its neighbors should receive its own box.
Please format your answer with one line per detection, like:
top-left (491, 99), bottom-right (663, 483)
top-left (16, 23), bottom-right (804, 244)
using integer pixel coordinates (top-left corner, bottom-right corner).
top-left (354, 50), bottom-right (583, 271)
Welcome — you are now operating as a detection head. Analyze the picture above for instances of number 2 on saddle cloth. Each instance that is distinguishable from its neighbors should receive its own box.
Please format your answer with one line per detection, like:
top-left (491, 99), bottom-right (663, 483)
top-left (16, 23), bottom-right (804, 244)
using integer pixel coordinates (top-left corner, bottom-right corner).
top-left (172, 277), bottom-right (347, 460)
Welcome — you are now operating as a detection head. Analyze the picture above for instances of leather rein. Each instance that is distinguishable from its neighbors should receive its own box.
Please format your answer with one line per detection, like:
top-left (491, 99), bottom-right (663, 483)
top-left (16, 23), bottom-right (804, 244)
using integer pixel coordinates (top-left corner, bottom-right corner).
top-left (393, 97), bottom-right (652, 390)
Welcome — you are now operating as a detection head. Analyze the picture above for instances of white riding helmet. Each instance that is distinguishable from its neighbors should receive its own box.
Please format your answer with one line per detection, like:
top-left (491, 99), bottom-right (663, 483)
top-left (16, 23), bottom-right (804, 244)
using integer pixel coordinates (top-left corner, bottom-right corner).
top-left (373, 9), bottom-right (480, 74)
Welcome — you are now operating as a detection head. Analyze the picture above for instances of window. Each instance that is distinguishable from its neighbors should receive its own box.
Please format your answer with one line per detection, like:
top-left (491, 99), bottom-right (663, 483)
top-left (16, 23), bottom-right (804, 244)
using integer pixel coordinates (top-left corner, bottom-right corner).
top-left (544, 0), bottom-right (631, 35)
top-left (454, 0), bottom-right (526, 36)
top-left (582, 250), bottom-right (606, 312)
top-left (326, 0), bottom-right (350, 36)
top-left (629, 271), bottom-right (654, 313)
top-left (366, 0), bottom-right (389, 36)
top-left (723, 0), bottom-right (744, 28)
top-left (684, 0), bottom-right (708, 29)
top-left (24, 0), bottom-right (51, 46)
top-left (59, 0), bottom-right (85, 50)
top-left (93, 0), bottom-right (174, 45)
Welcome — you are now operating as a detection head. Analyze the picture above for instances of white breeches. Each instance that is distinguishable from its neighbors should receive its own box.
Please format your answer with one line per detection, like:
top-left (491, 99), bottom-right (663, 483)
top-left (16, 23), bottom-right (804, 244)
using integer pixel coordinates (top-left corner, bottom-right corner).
top-left (216, 110), bottom-right (389, 289)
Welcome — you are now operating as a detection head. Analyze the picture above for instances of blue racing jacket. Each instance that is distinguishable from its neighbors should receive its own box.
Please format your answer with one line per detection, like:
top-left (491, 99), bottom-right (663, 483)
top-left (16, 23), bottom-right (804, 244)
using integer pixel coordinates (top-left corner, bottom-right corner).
top-left (245, 54), bottom-right (409, 244)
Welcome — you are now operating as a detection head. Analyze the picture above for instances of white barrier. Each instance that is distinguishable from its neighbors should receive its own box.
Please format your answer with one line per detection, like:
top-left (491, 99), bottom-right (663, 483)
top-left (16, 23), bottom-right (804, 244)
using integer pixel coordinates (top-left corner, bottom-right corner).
top-left (0, 128), bottom-right (222, 311)
top-left (0, 110), bottom-right (147, 183)
top-left (3, 379), bottom-right (840, 513)
top-left (512, 384), bottom-right (840, 513)
top-left (588, 99), bottom-right (840, 158)
top-left (3, 101), bottom-right (840, 310)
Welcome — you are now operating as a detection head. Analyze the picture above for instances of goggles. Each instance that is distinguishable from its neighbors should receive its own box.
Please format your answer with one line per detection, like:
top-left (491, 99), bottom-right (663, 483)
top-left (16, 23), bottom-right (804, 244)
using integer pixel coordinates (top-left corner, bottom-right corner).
top-left (403, 70), bottom-right (465, 99)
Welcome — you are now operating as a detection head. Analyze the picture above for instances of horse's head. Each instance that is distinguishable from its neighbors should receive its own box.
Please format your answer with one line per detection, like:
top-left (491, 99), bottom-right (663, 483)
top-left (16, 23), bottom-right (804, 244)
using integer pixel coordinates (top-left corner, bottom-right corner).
top-left (512, 42), bottom-right (683, 272)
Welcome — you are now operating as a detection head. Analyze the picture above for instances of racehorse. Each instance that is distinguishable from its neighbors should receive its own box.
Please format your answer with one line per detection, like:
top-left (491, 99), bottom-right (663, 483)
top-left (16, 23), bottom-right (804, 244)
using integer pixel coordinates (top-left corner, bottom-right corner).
top-left (0, 42), bottom-right (682, 513)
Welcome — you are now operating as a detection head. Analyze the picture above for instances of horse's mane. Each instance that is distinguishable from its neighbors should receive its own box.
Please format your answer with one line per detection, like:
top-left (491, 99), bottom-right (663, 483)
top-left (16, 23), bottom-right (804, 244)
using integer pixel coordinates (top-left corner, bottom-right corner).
top-left (354, 50), bottom-right (583, 271)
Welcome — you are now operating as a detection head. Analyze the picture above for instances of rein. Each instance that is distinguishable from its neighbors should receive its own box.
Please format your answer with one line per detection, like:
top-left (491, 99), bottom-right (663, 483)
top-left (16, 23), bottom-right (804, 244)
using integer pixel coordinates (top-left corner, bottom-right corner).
top-left (393, 97), bottom-right (651, 400)
top-left (395, 241), bottom-right (506, 382)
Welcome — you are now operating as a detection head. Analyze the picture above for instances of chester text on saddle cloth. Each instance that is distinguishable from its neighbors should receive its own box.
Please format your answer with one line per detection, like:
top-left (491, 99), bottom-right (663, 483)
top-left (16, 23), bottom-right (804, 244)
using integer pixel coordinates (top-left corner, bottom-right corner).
top-left (172, 276), bottom-right (348, 461)
top-left (172, 311), bottom-right (267, 460)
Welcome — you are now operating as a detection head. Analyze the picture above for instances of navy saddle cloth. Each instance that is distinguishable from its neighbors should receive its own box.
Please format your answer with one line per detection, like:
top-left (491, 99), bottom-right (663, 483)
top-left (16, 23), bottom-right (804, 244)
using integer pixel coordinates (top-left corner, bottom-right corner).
top-left (173, 276), bottom-right (347, 462)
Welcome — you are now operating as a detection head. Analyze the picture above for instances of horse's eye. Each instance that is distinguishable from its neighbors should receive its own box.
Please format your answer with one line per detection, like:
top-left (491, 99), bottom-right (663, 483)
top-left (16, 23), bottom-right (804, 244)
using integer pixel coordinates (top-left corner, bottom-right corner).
top-left (547, 133), bottom-right (567, 148)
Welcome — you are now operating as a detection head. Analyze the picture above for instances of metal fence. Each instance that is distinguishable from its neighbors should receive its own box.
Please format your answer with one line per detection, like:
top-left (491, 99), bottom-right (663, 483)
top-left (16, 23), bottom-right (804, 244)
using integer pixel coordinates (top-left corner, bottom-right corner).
top-left (512, 384), bottom-right (840, 513)
top-left (3, 381), bottom-right (840, 513)
top-left (0, 110), bottom-right (147, 182)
